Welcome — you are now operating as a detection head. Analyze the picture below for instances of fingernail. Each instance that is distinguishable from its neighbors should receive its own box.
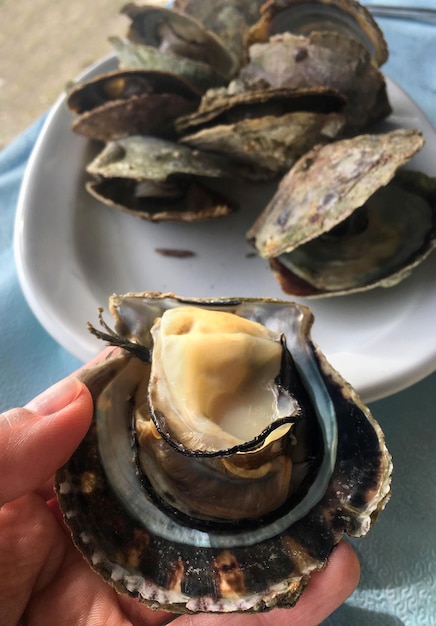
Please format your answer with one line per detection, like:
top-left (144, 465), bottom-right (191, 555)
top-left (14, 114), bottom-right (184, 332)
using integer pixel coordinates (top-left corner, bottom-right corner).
top-left (25, 377), bottom-right (84, 416)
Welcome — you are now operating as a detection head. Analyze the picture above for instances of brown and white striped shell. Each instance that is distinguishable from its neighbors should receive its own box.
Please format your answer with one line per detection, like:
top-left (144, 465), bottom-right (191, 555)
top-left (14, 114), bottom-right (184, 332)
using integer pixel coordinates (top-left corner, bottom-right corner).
top-left (55, 292), bottom-right (392, 613)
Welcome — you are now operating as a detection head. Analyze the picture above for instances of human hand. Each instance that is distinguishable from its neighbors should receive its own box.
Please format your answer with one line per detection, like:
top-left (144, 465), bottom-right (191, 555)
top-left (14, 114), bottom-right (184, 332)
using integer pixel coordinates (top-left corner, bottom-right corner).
top-left (0, 362), bottom-right (359, 626)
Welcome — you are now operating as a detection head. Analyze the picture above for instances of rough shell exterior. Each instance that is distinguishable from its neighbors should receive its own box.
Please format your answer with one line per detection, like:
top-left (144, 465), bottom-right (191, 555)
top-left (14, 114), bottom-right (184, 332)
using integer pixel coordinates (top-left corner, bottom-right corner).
top-left (247, 0), bottom-right (388, 66)
top-left (85, 135), bottom-right (236, 222)
top-left (181, 108), bottom-right (345, 180)
top-left (67, 69), bottom-right (200, 141)
top-left (239, 31), bottom-right (391, 133)
top-left (248, 128), bottom-right (436, 296)
top-left (249, 129), bottom-right (425, 259)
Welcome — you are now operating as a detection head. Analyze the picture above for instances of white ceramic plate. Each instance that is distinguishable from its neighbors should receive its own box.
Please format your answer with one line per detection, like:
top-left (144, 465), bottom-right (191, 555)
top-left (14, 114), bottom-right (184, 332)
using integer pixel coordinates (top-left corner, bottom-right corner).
top-left (14, 56), bottom-right (436, 403)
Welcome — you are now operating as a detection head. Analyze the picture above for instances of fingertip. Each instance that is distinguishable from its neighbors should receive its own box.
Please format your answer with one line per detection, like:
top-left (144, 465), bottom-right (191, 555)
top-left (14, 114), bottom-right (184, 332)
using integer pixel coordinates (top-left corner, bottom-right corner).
top-left (0, 379), bottom-right (94, 505)
top-left (42, 378), bottom-right (94, 455)
top-left (329, 539), bottom-right (361, 592)
top-left (25, 376), bottom-right (89, 417)
top-left (286, 540), bottom-right (360, 626)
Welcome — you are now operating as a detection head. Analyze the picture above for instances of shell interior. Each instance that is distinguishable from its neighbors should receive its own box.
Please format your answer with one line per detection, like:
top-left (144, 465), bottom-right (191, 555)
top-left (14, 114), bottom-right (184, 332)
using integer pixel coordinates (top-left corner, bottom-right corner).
top-left (250, 0), bottom-right (388, 66)
top-left (122, 3), bottom-right (239, 80)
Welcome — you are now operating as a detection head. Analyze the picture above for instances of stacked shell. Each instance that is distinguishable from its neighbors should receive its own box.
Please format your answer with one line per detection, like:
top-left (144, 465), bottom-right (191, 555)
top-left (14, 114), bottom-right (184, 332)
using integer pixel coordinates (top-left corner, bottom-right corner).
top-left (67, 0), bottom-right (402, 232)
top-left (67, 0), bottom-right (436, 292)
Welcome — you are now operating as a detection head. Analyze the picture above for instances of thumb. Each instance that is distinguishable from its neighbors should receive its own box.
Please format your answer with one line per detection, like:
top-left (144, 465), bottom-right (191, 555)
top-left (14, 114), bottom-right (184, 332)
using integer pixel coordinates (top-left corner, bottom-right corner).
top-left (0, 376), bottom-right (93, 506)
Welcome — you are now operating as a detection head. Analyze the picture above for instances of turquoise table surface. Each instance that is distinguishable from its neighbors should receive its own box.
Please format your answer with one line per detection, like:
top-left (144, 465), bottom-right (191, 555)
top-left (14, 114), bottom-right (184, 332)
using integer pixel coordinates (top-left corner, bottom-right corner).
top-left (0, 2), bottom-right (435, 624)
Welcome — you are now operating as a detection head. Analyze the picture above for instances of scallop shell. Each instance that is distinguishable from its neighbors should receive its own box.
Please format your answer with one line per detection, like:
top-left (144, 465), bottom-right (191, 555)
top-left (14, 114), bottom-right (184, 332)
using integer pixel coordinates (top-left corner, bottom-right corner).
top-left (176, 85), bottom-right (346, 179)
top-left (181, 108), bottom-right (345, 180)
top-left (122, 3), bottom-right (239, 80)
top-left (86, 135), bottom-right (236, 222)
top-left (110, 36), bottom-right (227, 92)
top-left (67, 69), bottom-right (200, 141)
top-left (239, 31), bottom-right (391, 133)
top-left (55, 292), bottom-right (392, 614)
top-left (248, 128), bottom-right (436, 296)
top-left (69, 0), bottom-right (398, 229)
top-left (248, 0), bottom-right (388, 66)
top-left (174, 0), bottom-right (266, 66)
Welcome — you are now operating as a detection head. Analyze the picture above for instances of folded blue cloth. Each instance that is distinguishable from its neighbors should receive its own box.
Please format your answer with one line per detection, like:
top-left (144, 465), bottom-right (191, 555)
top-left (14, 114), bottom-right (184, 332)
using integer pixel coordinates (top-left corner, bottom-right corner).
top-left (0, 116), bottom-right (81, 411)
top-left (0, 4), bottom-right (435, 625)
top-left (366, 2), bottom-right (436, 130)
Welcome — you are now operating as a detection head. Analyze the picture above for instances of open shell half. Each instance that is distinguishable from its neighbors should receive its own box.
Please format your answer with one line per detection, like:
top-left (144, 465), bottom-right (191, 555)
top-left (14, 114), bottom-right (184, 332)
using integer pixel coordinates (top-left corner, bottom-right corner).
top-left (248, 129), bottom-right (436, 297)
top-left (55, 292), bottom-right (392, 613)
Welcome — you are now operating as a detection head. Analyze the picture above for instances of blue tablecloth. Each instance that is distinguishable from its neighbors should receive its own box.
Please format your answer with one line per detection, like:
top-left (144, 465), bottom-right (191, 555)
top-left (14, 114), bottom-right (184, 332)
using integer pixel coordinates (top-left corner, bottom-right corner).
top-left (1, 3), bottom-right (435, 624)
